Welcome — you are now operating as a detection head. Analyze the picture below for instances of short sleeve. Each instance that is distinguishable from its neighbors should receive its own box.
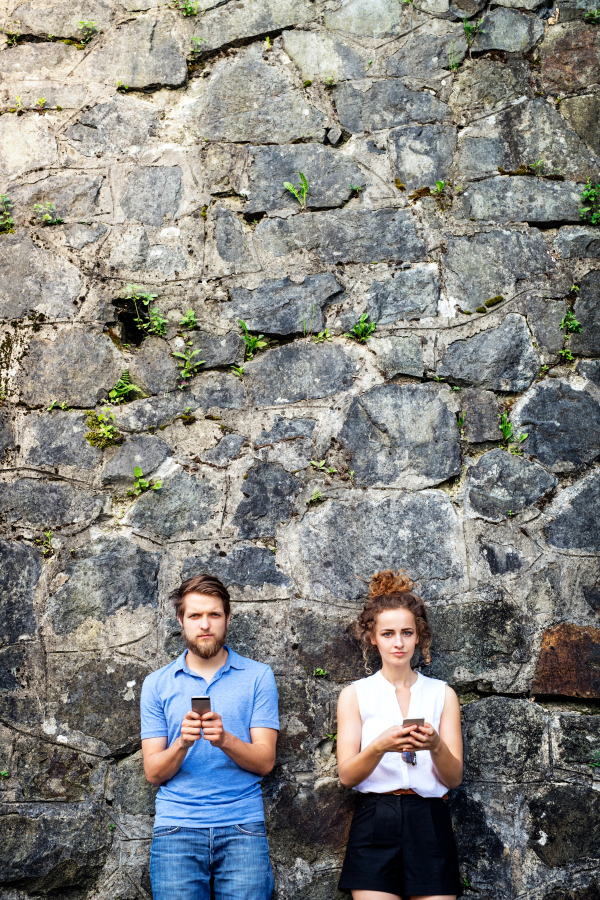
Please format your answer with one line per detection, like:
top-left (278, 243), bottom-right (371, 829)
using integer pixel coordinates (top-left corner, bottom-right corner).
top-left (250, 667), bottom-right (280, 730)
top-left (140, 674), bottom-right (168, 739)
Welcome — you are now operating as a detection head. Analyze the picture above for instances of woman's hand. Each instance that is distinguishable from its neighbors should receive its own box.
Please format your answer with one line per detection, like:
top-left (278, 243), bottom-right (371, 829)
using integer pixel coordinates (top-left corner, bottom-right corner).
top-left (374, 724), bottom-right (425, 754)
top-left (403, 722), bottom-right (442, 753)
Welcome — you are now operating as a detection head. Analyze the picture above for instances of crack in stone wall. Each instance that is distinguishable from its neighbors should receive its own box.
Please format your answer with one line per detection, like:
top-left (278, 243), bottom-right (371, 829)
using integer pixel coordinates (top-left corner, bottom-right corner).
top-left (0, 0), bottom-right (599, 897)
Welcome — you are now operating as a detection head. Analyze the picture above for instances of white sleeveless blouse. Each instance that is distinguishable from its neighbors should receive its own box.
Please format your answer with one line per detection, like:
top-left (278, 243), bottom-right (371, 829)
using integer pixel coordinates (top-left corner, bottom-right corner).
top-left (353, 669), bottom-right (448, 798)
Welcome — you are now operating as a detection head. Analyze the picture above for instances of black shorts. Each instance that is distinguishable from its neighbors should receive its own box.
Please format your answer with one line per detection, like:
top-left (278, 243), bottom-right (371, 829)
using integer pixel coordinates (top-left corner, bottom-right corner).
top-left (339, 792), bottom-right (463, 897)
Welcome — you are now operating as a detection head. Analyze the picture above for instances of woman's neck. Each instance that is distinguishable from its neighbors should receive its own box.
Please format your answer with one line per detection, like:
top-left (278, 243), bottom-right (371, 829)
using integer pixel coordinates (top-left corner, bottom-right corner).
top-left (380, 658), bottom-right (419, 689)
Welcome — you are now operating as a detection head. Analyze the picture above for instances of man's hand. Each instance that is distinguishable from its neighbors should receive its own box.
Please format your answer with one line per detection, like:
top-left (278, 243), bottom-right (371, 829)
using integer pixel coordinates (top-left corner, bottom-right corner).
top-left (201, 710), bottom-right (225, 747)
top-left (180, 710), bottom-right (202, 748)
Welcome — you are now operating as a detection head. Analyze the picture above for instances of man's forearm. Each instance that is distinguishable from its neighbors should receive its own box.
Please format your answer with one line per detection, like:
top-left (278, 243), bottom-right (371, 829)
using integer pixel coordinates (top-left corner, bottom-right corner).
top-left (145, 737), bottom-right (190, 786)
top-left (219, 732), bottom-right (274, 777)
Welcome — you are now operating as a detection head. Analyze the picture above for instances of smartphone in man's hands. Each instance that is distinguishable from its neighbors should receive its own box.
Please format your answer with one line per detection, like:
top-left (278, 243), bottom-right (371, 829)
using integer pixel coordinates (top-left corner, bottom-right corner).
top-left (192, 696), bottom-right (211, 717)
top-left (403, 717), bottom-right (424, 728)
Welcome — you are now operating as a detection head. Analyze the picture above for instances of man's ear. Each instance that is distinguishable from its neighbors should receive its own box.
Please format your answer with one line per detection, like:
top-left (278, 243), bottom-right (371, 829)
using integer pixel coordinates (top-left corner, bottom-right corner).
top-left (226, 613), bottom-right (231, 628)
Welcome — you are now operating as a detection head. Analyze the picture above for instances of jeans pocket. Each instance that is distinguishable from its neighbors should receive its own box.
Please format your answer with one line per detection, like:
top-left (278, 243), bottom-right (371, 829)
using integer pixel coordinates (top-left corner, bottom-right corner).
top-left (153, 825), bottom-right (181, 836)
top-left (234, 822), bottom-right (267, 836)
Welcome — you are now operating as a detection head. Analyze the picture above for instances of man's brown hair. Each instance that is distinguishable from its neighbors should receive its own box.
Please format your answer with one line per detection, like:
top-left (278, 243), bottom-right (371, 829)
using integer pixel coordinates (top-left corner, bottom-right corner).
top-left (170, 574), bottom-right (231, 620)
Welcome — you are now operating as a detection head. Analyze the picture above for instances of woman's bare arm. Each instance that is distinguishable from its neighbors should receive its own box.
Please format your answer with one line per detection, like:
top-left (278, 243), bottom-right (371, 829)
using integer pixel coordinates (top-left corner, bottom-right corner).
top-left (405, 685), bottom-right (463, 789)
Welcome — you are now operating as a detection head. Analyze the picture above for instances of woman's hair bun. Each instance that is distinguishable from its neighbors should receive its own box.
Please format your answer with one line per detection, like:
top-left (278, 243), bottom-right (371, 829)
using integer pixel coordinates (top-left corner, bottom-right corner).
top-left (367, 569), bottom-right (417, 599)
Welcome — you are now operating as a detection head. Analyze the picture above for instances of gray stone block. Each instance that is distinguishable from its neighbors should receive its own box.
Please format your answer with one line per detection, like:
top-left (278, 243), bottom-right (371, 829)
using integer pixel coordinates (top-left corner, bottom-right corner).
top-left (473, 8), bottom-right (545, 52)
top-left (282, 29), bottom-right (370, 82)
top-left (0, 538), bottom-right (40, 646)
top-left (12, 172), bottom-right (103, 224)
top-left (20, 330), bottom-right (124, 409)
top-left (570, 269), bottom-right (600, 357)
top-left (465, 448), bottom-right (557, 521)
top-left (119, 166), bottom-right (182, 227)
top-left (190, 372), bottom-right (246, 411)
top-left (458, 176), bottom-right (583, 224)
top-left (334, 78), bottom-right (451, 133)
top-left (255, 416), bottom-right (316, 446)
top-left (66, 95), bottom-right (159, 157)
top-left (424, 595), bottom-right (530, 690)
top-left (48, 537), bottom-right (160, 635)
top-left (59, 656), bottom-right (152, 753)
top-left (560, 93), bottom-right (600, 156)
top-left (443, 230), bottom-right (557, 312)
top-left (182, 542), bottom-right (291, 589)
top-left (0, 407), bottom-right (13, 458)
top-left (128, 337), bottom-right (180, 396)
top-left (0, 479), bottom-right (104, 528)
top-left (460, 388), bottom-right (500, 443)
top-left (233, 462), bottom-right (301, 538)
top-left (338, 383), bottom-right (460, 488)
top-left (0, 234), bottom-right (82, 320)
top-left (112, 391), bottom-right (197, 433)
top-left (244, 144), bottom-right (364, 213)
top-left (200, 433), bottom-right (246, 467)
top-left (256, 208), bottom-right (426, 264)
top-left (77, 16), bottom-right (187, 89)
top-left (324, 0), bottom-right (413, 36)
top-left (386, 28), bottom-right (467, 81)
top-left (526, 296), bottom-right (567, 359)
top-left (528, 785), bottom-right (600, 867)
top-left (546, 469), bottom-right (600, 551)
top-left (114, 750), bottom-right (158, 816)
top-left (577, 359), bottom-right (600, 387)
top-left (390, 124), bottom-right (457, 192)
top-left (367, 335), bottom-right (424, 379)
top-left (365, 265), bottom-right (441, 323)
top-left (0, 802), bottom-right (112, 893)
top-left (244, 342), bottom-right (357, 406)
top-left (225, 275), bottom-right (342, 335)
top-left (23, 410), bottom-right (102, 470)
top-left (438, 314), bottom-right (540, 391)
top-left (514, 379), bottom-right (600, 472)
top-left (127, 468), bottom-right (223, 538)
top-left (192, 0), bottom-right (320, 54)
top-left (12, 0), bottom-right (114, 39)
top-left (449, 59), bottom-right (533, 123)
top-left (62, 223), bottom-right (107, 250)
top-left (101, 434), bottom-right (170, 486)
top-left (205, 207), bottom-right (261, 277)
top-left (188, 47), bottom-right (326, 144)
top-left (462, 697), bottom-right (547, 781)
top-left (453, 98), bottom-right (598, 183)
top-left (186, 331), bottom-right (244, 370)
top-left (287, 491), bottom-right (466, 602)
top-left (554, 226), bottom-right (600, 259)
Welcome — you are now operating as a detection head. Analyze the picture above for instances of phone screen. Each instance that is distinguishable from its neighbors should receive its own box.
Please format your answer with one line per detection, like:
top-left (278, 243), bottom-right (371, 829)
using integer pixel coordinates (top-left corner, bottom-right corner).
top-left (192, 696), bottom-right (211, 716)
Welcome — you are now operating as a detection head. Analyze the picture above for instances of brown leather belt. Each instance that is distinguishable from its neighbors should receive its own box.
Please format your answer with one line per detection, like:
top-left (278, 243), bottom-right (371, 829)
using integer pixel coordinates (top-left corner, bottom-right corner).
top-left (377, 788), bottom-right (449, 799)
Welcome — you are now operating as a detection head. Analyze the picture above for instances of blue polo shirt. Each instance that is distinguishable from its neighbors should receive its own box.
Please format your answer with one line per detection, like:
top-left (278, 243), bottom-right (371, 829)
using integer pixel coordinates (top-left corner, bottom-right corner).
top-left (140, 647), bottom-right (279, 827)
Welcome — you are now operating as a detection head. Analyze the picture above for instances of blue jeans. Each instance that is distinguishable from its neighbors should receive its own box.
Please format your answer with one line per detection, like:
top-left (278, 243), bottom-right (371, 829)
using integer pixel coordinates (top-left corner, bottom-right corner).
top-left (150, 823), bottom-right (274, 900)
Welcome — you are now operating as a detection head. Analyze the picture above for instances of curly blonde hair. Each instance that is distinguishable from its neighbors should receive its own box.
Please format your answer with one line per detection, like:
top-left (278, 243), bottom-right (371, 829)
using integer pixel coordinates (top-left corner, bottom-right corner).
top-left (353, 569), bottom-right (432, 669)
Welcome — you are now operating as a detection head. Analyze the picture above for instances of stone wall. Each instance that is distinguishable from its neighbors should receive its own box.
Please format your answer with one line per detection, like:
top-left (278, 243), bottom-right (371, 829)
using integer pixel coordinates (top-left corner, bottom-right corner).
top-left (0, 0), bottom-right (599, 897)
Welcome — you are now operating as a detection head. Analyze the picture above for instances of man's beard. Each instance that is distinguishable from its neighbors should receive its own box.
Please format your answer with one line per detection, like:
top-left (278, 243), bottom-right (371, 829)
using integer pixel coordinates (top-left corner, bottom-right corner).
top-left (185, 632), bottom-right (226, 659)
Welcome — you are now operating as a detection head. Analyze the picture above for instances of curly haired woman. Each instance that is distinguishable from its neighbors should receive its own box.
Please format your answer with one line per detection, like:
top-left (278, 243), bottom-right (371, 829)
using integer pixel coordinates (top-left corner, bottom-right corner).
top-left (337, 570), bottom-right (463, 900)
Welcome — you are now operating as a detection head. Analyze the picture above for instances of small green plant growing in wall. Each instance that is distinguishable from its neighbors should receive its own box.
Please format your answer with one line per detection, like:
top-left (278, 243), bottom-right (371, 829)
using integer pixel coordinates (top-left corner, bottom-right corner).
top-left (47, 400), bottom-right (72, 411)
top-left (448, 42), bottom-right (461, 71)
top-left (231, 365), bottom-right (245, 378)
top-left (78, 20), bottom-right (98, 42)
top-left (498, 411), bottom-right (528, 455)
top-left (239, 319), bottom-right (267, 360)
top-left (463, 16), bottom-right (484, 47)
top-left (589, 750), bottom-right (600, 768)
top-left (85, 408), bottom-right (121, 448)
top-left (109, 371), bottom-right (144, 404)
top-left (584, 9), bottom-right (600, 22)
top-left (559, 310), bottom-right (582, 336)
top-left (127, 466), bottom-right (162, 497)
top-left (35, 530), bottom-right (54, 559)
top-left (172, 341), bottom-right (204, 386)
top-left (307, 489), bottom-right (323, 505)
top-left (36, 97), bottom-right (46, 110)
top-left (0, 195), bottom-right (14, 233)
top-left (283, 172), bottom-right (309, 210)
top-left (180, 309), bottom-right (198, 330)
top-left (33, 202), bottom-right (63, 225)
top-left (171, 0), bottom-right (198, 15)
top-left (191, 36), bottom-right (206, 51)
top-left (580, 180), bottom-right (600, 224)
top-left (344, 313), bottom-right (376, 343)
top-left (313, 668), bottom-right (328, 677)
top-left (127, 284), bottom-right (167, 337)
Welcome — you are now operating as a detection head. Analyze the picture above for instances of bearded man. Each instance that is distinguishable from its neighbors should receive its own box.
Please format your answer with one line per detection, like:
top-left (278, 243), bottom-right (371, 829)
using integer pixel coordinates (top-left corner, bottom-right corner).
top-left (140, 574), bottom-right (279, 900)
